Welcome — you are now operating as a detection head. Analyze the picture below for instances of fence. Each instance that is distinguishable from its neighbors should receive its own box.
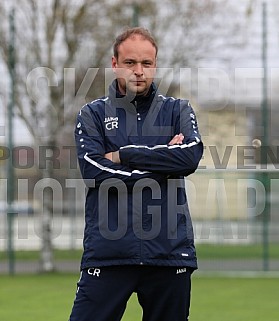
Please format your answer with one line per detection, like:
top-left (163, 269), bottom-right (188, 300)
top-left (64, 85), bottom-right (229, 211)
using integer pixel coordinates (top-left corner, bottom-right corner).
top-left (0, 168), bottom-right (278, 274)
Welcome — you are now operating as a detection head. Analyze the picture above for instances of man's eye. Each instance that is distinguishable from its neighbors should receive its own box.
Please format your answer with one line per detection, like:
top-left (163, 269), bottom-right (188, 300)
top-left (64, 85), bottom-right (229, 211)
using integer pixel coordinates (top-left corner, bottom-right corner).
top-left (125, 61), bottom-right (133, 65)
top-left (143, 62), bottom-right (152, 67)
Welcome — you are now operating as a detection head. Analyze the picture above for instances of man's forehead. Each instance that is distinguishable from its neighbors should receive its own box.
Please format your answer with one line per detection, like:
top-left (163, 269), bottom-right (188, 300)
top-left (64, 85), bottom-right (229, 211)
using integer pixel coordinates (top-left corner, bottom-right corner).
top-left (118, 36), bottom-right (156, 57)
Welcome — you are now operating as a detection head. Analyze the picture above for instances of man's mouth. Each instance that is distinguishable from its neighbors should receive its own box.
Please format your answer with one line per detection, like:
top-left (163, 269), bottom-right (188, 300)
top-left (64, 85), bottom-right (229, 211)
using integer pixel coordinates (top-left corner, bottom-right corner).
top-left (130, 80), bottom-right (145, 85)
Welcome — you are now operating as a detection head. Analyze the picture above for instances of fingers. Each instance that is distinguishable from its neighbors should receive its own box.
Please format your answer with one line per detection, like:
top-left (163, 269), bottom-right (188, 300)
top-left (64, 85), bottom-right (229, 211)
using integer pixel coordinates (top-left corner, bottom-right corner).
top-left (104, 152), bottom-right (113, 160)
top-left (111, 151), bottom-right (120, 163)
top-left (169, 133), bottom-right (184, 145)
top-left (104, 151), bottom-right (120, 163)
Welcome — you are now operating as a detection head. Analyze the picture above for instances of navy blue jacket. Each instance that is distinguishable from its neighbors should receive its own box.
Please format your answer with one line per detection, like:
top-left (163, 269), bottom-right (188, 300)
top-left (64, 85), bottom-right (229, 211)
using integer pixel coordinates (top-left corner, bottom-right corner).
top-left (75, 80), bottom-right (203, 270)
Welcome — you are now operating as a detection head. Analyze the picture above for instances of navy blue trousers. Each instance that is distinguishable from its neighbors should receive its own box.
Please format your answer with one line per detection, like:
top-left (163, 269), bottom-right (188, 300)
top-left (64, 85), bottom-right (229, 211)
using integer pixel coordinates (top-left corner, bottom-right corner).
top-left (68, 265), bottom-right (193, 321)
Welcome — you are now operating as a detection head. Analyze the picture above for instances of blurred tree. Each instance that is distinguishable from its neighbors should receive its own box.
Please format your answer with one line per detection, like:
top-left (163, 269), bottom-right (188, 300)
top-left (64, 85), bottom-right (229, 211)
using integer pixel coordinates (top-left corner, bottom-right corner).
top-left (0, 0), bottom-right (158, 272)
top-left (0, 0), bottom-right (251, 271)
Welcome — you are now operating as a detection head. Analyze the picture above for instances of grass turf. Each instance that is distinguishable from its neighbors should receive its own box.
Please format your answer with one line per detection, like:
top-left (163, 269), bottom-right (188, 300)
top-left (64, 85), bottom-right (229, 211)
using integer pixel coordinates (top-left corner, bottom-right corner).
top-left (0, 273), bottom-right (278, 321)
top-left (1, 243), bottom-right (279, 261)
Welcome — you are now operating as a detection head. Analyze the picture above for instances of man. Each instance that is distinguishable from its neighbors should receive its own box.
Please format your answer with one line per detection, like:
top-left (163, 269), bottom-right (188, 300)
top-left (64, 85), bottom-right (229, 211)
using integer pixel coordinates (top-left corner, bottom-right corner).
top-left (69, 27), bottom-right (203, 321)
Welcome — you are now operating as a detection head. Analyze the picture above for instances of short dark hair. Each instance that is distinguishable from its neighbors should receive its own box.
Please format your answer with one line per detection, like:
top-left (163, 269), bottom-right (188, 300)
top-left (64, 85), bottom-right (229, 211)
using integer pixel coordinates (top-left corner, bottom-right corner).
top-left (113, 27), bottom-right (158, 60)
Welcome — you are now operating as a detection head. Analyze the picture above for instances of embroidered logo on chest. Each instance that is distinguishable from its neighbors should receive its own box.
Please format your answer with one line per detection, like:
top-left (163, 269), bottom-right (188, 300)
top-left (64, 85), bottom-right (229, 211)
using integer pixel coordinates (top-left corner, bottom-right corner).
top-left (104, 116), bottom-right (118, 130)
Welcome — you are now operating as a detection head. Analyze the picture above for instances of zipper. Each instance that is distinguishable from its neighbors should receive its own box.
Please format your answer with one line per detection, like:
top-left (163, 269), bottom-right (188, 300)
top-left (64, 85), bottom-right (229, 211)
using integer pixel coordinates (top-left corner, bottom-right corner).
top-left (134, 101), bottom-right (143, 141)
top-left (134, 100), bottom-right (144, 264)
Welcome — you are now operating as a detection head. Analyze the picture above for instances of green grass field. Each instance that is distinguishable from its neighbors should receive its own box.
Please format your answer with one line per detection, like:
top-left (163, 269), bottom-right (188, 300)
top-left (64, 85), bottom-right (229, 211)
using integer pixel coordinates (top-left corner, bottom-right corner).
top-left (1, 243), bottom-right (279, 261)
top-left (0, 273), bottom-right (278, 321)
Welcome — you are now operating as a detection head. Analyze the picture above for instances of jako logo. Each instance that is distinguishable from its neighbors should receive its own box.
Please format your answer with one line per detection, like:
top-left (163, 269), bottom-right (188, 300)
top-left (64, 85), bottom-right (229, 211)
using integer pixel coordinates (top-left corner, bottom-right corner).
top-left (176, 268), bottom-right (187, 274)
top-left (104, 117), bottom-right (118, 130)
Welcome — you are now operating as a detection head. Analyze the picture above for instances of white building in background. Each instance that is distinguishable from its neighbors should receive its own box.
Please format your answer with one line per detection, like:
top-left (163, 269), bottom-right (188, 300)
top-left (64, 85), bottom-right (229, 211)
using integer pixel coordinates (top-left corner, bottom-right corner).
top-left (192, 0), bottom-right (279, 152)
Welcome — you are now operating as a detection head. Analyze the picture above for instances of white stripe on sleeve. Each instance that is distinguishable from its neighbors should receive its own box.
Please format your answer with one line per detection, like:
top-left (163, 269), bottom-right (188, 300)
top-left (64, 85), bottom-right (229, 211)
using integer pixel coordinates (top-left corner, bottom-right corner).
top-left (84, 153), bottom-right (149, 177)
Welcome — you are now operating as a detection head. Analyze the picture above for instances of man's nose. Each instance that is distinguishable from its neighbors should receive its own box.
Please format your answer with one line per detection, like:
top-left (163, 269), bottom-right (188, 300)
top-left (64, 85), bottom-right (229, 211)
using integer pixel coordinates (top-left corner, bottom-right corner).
top-left (133, 63), bottom-right (144, 76)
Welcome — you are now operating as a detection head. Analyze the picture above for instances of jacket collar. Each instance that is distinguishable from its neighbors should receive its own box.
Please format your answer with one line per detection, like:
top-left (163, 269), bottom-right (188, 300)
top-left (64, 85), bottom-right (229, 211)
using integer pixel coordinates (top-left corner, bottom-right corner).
top-left (109, 80), bottom-right (157, 113)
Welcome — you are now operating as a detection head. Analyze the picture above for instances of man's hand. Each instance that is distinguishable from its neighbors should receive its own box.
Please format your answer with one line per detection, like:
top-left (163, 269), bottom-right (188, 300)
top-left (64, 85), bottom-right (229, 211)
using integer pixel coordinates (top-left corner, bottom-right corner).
top-left (104, 151), bottom-right (120, 163)
top-left (168, 133), bottom-right (184, 145)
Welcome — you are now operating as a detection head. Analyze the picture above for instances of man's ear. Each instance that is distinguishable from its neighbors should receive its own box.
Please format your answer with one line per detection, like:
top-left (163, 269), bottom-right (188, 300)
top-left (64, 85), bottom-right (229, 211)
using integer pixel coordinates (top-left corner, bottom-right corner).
top-left (111, 56), bottom-right (117, 72)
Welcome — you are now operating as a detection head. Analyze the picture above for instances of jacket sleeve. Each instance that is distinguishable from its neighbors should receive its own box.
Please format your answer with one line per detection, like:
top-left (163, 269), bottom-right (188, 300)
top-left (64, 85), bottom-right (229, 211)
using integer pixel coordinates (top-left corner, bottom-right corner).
top-left (119, 100), bottom-right (203, 177)
top-left (75, 104), bottom-right (164, 188)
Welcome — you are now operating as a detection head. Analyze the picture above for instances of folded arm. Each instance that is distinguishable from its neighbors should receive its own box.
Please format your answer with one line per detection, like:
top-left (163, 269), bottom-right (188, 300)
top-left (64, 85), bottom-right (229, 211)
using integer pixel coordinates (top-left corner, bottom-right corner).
top-left (105, 101), bottom-right (203, 177)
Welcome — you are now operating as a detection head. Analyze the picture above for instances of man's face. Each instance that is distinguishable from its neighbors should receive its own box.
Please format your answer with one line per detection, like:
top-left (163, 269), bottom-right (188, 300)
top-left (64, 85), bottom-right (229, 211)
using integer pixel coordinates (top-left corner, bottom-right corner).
top-left (112, 35), bottom-right (157, 96)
